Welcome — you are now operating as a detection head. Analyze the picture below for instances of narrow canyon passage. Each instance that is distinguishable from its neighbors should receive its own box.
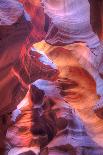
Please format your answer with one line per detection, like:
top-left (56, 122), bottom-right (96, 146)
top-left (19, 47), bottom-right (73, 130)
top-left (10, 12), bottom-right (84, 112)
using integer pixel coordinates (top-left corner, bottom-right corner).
top-left (0, 0), bottom-right (103, 154)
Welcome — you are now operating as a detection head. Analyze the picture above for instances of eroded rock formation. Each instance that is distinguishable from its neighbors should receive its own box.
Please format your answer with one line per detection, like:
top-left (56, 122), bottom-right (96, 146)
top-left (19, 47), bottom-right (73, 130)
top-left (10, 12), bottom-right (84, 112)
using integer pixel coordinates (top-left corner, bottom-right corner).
top-left (7, 79), bottom-right (103, 155)
top-left (0, 0), bottom-right (58, 153)
top-left (0, 0), bottom-right (32, 116)
top-left (43, 0), bottom-right (103, 116)
top-left (34, 41), bottom-right (103, 152)
top-left (19, 0), bottom-right (46, 44)
top-left (0, 0), bottom-right (103, 154)
top-left (44, 0), bottom-right (100, 47)
top-left (0, 0), bottom-right (59, 116)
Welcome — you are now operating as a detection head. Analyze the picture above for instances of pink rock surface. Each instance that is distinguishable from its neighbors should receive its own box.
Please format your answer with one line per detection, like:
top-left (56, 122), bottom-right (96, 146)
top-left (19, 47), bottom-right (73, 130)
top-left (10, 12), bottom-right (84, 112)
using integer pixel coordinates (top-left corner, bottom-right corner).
top-left (0, 0), bottom-right (58, 116)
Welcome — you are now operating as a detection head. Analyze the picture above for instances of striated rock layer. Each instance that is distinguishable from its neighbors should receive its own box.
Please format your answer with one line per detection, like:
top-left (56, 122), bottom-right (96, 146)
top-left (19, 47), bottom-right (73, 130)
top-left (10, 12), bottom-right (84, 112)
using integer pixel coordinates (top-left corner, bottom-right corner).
top-left (43, 0), bottom-right (103, 116)
top-left (34, 42), bottom-right (103, 151)
top-left (0, 0), bottom-right (59, 151)
top-left (43, 0), bottom-right (103, 74)
top-left (0, 0), bottom-right (59, 153)
top-left (6, 42), bottom-right (103, 155)
top-left (0, 0), bottom-right (58, 116)
top-left (0, 0), bottom-right (103, 154)
top-left (7, 79), bottom-right (103, 155)
top-left (44, 0), bottom-right (100, 48)
top-left (0, 0), bottom-right (32, 116)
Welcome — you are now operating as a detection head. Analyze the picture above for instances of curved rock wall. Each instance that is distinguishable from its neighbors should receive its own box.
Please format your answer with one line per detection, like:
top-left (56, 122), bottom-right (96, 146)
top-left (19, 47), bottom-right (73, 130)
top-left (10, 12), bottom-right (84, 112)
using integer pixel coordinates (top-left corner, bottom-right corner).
top-left (44, 0), bottom-right (103, 45)
top-left (32, 41), bottom-right (103, 155)
top-left (0, 0), bottom-right (103, 154)
top-left (19, 0), bottom-right (46, 44)
top-left (0, 0), bottom-right (59, 117)
top-left (0, 0), bottom-right (32, 115)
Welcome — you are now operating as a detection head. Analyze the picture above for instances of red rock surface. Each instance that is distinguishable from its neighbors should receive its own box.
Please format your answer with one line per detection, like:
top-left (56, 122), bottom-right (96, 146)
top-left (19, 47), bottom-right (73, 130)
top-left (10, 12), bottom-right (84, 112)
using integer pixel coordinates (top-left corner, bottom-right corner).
top-left (33, 42), bottom-right (103, 154)
top-left (0, 1), bottom-right (59, 152)
top-left (43, 0), bottom-right (103, 116)
top-left (0, 0), bottom-right (103, 154)
top-left (19, 0), bottom-right (46, 44)
top-left (0, 0), bottom-right (32, 116)
top-left (7, 79), bottom-right (103, 155)
top-left (0, 0), bottom-right (58, 116)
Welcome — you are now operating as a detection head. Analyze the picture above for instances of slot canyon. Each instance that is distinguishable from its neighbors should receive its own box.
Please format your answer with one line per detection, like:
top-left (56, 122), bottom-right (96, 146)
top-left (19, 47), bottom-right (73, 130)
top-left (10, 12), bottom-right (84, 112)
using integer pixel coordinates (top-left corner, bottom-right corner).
top-left (0, 0), bottom-right (103, 154)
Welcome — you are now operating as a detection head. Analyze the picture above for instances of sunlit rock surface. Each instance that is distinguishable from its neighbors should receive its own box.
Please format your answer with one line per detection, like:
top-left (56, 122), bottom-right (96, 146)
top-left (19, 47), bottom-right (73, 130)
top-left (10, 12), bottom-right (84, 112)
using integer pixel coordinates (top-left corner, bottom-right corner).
top-left (35, 34), bottom-right (103, 113)
top-left (33, 41), bottom-right (103, 151)
top-left (43, 0), bottom-right (103, 114)
top-left (43, 0), bottom-right (103, 89)
top-left (1, 0), bottom-right (103, 154)
top-left (44, 0), bottom-right (100, 48)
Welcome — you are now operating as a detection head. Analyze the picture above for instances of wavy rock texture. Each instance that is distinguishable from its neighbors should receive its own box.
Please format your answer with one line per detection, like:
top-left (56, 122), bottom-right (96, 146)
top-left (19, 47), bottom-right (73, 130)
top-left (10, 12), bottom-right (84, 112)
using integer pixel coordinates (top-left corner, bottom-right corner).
top-left (7, 79), bottom-right (103, 155)
top-left (43, 0), bottom-right (103, 115)
top-left (0, 1), bottom-right (59, 153)
top-left (44, 0), bottom-right (100, 48)
top-left (0, 0), bottom-right (32, 151)
top-left (44, 0), bottom-right (103, 43)
top-left (0, 0), bottom-right (58, 116)
top-left (0, 0), bottom-right (32, 116)
top-left (44, 0), bottom-right (103, 78)
top-left (7, 41), bottom-right (103, 154)
top-left (1, 0), bottom-right (103, 154)
top-left (33, 41), bottom-right (103, 153)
